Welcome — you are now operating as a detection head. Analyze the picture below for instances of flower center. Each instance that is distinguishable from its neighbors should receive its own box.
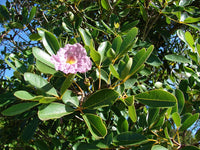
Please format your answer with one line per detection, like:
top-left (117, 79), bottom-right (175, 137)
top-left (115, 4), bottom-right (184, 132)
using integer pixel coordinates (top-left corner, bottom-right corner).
top-left (66, 55), bottom-right (77, 64)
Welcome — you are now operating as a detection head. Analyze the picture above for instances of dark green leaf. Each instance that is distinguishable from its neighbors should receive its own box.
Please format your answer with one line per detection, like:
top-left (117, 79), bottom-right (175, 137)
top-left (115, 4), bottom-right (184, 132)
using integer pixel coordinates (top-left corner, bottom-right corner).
top-left (38, 102), bottom-right (74, 120)
top-left (147, 107), bottom-right (160, 126)
top-left (118, 27), bottom-right (138, 57)
top-left (2, 102), bottom-right (39, 116)
top-left (175, 89), bottom-right (185, 114)
top-left (180, 146), bottom-right (200, 150)
top-left (37, 28), bottom-right (60, 55)
top-left (79, 28), bottom-right (93, 47)
top-left (0, 5), bottom-right (10, 20)
top-left (83, 113), bottom-right (107, 139)
top-left (21, 117), bottom-right (39, 142)
top-left (135, 89), bottom-right (177, 107)
top-left (117, 117), bottom-right (129, 133)
top-left (179, 113), bottom-right (199, 131)
top-left (83, 89), bottom-right (119, 109)
top-left (114, 132), bottom-right (147, 146)
top-left (147, 54), bottom-right (162, 67)
top-left (8, 22), bottom-right (23, 29)
top-left (29, 33), bottom-right (41, 41)
top-left (60, 74), bottom-right (75, 95)
top-left (124, 96), bottom-right (134, 106)
top-left (28, 6), bottom-right (37, 23)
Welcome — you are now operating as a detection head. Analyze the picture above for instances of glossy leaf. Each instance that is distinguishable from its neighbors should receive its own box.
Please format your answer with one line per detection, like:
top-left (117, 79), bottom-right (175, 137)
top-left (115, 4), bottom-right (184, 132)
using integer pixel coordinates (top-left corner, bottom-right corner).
top-left (90, 45), bottom-right (101, 66)
top-left (60, 74), bottom-right (75, 95)
top-left (24, 73), bottom-right (58, 96)
top-left (147, 54), bottom-right (162, 67)
top-left (118, 27), bottom-right (138, 57)
top-left (79, 28), bottom-right (93, 47)
top-left (38, 102), bottom-right (74, 120)
top-left (165, 54), bottom-right (191, 63)
top-left (62, 90), bottom-right (79, 107)
top-left (37, 28), bottom-right (60, 55)
top-left (83, 89), bottom-right (119, 109)
top-left (114, 132), bottom-right (147, 146)
top-left (128, 105), bottom-right (137, 123)
top-left (109, 64), bottom-right (120, 79)
top-left (83, 113), bottom-right (107, 139)
top-left (101, 0), bottom-right (112, 11)
top-left (179, 113), bottom-right (199, 131)
top-left (14, 90), bottom-right (35, 100)
top-left (36, 60), bottom-right (57, 74)
top-left (172, 112), bottom-right (181, 128)
top-left (2, 102), bottom-right (39, 116)
top-left (129, 46), bottom-right (154, 77)
top-left (112, 36), bottom-right (122, 54)
top-left (175, 89), bottom-right (185, 114)
top-left (32, 47), bottom-right (55, 68)
top-left (185, 31), bottom-right (195, 51)
top-left (135, 89), bottom-right (177, 107)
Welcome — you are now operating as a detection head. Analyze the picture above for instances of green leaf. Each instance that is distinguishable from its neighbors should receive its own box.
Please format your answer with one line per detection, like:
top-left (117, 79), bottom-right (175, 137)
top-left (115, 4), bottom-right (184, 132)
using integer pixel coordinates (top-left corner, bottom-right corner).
top-left (172, 112), bottom-right (181, 128)
top-left (114, 132), bottom-right (147, 146)
top-left (119, 58), bottom-right (133, 79)
top-left (165, 54), bottom-right (191, 63)
top-left (147, 107), bottom-right (160, 126)
top-left (83, 113), bottom-right (107, 139)
top-left (101, 0), bottom-right (112, 11)
top-left (38, 102), bottom-right (74, 120)
top-left (109, 64), bottom-right (120, 79)
top-left (32, 47), bottom-right (55, 68)
top-left (147, 54), bottom-right (162, 67)
top-left (139, 4), bottom-right (148, 21)
top-left (185, 31), bottom-right (195, 51)
top-left (179, 113), bottom-right (199, 131)
top-left (98, 41), bottom-right (111, 62)
top-left (90, 45), bottom-right (101, 66)
top-left (38, 97), bottom-right (57, 104)
top-left (14, 90), bottom-right (35, 100)
top-left (60, 74), bottom-right (75, 95)
top-left (128, 105), bottom-right (137, 123)
top-left (177, 29), bottom-right (187, 43)
top-left (184, 17), bottom-right (200, 23)
top-left (118, 27), bottom-right (138, 57)
top-left (28, 6), bottom-right (36, 23)
top-left (112, 36), bottom-right (122, 54)
top-left (135, 89), bottom-right (177, 107)
top-left (2, 102), bottom-right (39, 116)
top-left (129, 45), bottom-right (154, 76)
top-left (24, 73), bottom-right (58, 96)
top-left (0, 5), bottom-right (9, 20)
top-left (37, 28), bottom-right (60, 55)
top-left (151, 145), bottom-right (168, 150)
top-left (117, 117), bottom-right (129, 133)
top-left (62, 90), bottom-right (79, 107)
top-left (36, 60), bottom-right (57, 74)
top-left (83, 89), bottom-right (119, 109)
top-left (175, 89), bottom-right (185, 114)
top-left (8, 22), bottom-right (23, 29)
top-left (96, 69), bottom-right (110, 84)
top-left (79, 28), bottom-right (93, 47)
top-left (29, 33), bottom-right (42, 41)
top-left (124, 96), bottom-right (134, 106)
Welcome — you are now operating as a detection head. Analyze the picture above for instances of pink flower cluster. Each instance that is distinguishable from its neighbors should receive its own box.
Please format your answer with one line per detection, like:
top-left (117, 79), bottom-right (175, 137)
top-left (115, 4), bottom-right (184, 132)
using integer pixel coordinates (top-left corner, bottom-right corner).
top-left (51, 43), bottom-right (92, 74)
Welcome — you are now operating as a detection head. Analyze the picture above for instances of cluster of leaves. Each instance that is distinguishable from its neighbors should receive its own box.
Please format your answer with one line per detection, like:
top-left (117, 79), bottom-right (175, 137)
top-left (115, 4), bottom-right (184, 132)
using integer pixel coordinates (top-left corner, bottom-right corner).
top-left (0, 0), bottom-right (200, 149)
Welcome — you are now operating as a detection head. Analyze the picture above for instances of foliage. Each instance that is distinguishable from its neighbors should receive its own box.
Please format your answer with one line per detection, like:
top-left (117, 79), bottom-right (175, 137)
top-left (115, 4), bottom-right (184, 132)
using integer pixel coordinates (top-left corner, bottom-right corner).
top-left (0, 0), bottom-right (200, 149)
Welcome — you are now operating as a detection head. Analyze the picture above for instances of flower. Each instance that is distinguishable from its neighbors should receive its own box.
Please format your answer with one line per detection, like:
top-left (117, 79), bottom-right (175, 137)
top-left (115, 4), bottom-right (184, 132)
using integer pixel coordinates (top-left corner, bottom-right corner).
top-left (51, 43), bottom-right (92, 74)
